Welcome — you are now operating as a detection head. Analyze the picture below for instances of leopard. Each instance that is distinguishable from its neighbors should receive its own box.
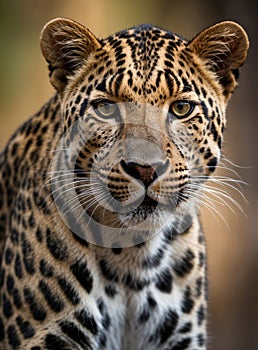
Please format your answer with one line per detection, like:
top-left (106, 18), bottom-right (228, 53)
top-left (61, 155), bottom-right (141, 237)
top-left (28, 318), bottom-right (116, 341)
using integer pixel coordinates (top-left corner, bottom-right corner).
top-left (0, 17), bottom-right (249, 350)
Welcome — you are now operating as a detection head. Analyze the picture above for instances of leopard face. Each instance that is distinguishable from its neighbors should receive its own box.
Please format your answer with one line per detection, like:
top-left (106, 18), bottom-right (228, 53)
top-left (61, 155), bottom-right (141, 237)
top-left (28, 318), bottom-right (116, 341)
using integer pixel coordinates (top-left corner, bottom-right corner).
top-left (41, 19), bottom-right (249, 244)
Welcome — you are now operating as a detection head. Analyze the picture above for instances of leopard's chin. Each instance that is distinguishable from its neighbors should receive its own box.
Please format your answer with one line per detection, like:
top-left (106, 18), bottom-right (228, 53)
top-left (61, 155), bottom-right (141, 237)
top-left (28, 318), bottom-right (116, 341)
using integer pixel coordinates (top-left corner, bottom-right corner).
top-left (118, 201), bottom-right (175, 231)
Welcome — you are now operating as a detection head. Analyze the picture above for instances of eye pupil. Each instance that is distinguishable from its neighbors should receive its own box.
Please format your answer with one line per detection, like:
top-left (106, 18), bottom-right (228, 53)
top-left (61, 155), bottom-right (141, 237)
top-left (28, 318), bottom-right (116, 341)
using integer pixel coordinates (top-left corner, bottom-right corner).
top-left (101, 105), bottom-right (109, 113)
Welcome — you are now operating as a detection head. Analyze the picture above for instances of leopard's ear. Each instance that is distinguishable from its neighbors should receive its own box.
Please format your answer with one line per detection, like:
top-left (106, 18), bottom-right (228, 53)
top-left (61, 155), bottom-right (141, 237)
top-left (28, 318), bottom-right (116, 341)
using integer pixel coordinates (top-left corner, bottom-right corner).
top-left (40, 18), bottom-right (101, 93)
top-left (188, 21), bottom-right (249, 98)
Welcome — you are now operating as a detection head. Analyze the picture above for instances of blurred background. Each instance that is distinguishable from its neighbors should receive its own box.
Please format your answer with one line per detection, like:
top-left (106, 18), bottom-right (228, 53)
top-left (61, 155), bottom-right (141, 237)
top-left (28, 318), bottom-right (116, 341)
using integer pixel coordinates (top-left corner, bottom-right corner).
top-left (0, 0), bottom-right (257, 349)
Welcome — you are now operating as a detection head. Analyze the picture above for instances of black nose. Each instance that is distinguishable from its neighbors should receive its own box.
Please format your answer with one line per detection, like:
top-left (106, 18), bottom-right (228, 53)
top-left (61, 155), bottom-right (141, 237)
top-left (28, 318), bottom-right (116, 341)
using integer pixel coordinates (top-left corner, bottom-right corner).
top-left (120, 159), bottom-right (169, 187)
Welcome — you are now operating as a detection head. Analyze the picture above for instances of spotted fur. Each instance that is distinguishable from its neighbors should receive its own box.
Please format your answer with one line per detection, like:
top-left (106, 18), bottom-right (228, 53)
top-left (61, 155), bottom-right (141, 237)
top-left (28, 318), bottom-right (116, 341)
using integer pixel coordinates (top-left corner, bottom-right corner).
top-left (0, 18), bottom-right (249, 349)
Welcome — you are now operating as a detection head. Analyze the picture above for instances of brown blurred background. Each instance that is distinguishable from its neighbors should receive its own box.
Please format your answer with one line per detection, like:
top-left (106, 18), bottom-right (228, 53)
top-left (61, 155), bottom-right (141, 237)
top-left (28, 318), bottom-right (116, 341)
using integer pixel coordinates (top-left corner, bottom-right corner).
top-left (0, 0), bottom-right (257, 349)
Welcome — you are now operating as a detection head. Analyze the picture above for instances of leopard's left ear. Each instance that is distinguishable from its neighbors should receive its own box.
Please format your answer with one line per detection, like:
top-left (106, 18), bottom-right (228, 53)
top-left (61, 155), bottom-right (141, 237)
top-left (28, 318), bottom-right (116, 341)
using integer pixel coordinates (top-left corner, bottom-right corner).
top-left (188, 21), bottom-right (249, 98)
top-left (40, 18), bottom-right (101, 93)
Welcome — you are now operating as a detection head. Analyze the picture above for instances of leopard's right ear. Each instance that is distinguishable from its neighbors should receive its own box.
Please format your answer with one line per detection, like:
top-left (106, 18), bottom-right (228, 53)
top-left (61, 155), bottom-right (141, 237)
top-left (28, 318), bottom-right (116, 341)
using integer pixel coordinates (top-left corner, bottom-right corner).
top-left (188, 21), bottom-right (249, 99)
top-left (40, 18), bottom-right (101, 93)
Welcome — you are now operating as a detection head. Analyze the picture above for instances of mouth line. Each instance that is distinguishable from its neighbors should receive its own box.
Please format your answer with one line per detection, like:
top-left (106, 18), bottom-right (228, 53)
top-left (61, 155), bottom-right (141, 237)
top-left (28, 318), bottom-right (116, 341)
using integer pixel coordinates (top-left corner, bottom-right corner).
top-left (138, 189), bottom-right (189, 212)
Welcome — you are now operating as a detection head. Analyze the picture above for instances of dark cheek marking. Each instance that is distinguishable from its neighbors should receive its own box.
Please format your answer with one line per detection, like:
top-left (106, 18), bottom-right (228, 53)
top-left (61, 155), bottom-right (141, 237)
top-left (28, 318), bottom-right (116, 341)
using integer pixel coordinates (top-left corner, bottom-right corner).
top-left (218, 136), bottom-right (222, 149)
top-left (204, 148), bottom-right (212, 160)
top-left (39, 259), bottom-right (54, 278)
top-left (70, 261), bottom-right (93, 293)
top-left (0, 316), bottom-right (4, 341)
top-left (71, 231), bottom-right (89, 247)
top-left (3, 293), bottom-right (13, 318)
top-left (21, 233), bottom-right (35, 275)
top-left (14, 254), bottom-right (23, 279)
top-left (23, 288), bottom-right (47, 321)
top-left (5, 248), bottom-right (14, 265)
top-left (207, 157), bottom-right (218, 173)
top-left (75, 309), bottom-right (99, 335)
top-left (15, 315), bottom-right (35, 339)
top-left (10, 228), bottom-right (19, 245)
top-left (7, 325), bottom-right (21, 349)
top-left (57, 277), bottom-right (80, 306)
top-left (38, 280), bottom-right (64, 313)
top-left (75, 94), bottom-right (82, 104)
top-left (0, 268), bottom-right (5, 288)
top-left (46, 228), bottom-right (68, 261)
top-left (12, 288), bottom-right (22, 309)
top-left (45, 334), bottom-right (71, 350)
top-left (59, 320), bottom-right (92, 349)
top-left (210, 121), bottom-right (218, 142)
top-left (6, 274), bottom-right (15, 295)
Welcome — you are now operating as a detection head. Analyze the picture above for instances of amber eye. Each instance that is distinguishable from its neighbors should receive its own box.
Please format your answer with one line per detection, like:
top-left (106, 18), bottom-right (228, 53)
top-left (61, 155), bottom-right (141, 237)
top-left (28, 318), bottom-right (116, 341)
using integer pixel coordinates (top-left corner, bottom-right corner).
top-left (93, 100), bottom-right (119, 119)
top-left (170, 100), bottom-right (195, 119)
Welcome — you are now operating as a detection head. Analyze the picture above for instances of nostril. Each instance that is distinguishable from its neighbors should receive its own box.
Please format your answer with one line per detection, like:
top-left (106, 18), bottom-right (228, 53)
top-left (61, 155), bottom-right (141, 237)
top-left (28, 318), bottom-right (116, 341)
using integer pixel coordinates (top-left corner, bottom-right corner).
top-left (156, 159), bottom-right (169, 177)
top-left (120, 159), bottom-right (169, 187)
top-left (120, 160), bottom-right (141, 180)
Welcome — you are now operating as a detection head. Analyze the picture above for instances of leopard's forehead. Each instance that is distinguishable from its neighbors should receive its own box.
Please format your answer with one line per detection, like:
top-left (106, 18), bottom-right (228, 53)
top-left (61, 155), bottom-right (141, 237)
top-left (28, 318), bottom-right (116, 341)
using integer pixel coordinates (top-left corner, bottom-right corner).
top-left (104, 24), bottom-right (186, 45)
top-left (81, 24), bottom-right (193, 105)
top-left (102, 24), bottom-right (187, 64)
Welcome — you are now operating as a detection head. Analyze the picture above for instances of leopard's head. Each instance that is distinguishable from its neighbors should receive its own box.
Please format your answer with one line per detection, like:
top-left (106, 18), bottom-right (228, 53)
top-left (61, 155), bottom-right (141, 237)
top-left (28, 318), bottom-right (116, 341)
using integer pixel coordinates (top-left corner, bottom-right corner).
top-left (41, 18), bottom-right (249, 246)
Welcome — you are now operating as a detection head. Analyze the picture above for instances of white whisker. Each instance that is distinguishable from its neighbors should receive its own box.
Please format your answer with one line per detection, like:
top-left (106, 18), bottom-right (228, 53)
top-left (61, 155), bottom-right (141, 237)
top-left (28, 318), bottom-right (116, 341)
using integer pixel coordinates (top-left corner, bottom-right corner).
top-left (61, 187), bottom-right (102, 212)
top-left (183, 187), bottom-right (230, 228)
